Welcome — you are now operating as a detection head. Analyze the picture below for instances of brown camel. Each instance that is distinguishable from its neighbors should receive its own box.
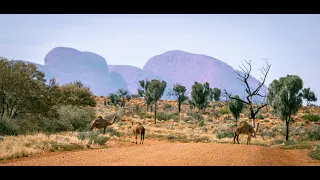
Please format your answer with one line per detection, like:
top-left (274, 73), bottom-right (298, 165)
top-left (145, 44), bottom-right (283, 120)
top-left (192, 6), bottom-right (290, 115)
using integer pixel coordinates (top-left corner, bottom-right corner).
top-left (233, 121), bottom-right (260, 145)
top-left (129, 119), bottom-right (145, 144)
top-left (90, 116), bottom-right (116, 134)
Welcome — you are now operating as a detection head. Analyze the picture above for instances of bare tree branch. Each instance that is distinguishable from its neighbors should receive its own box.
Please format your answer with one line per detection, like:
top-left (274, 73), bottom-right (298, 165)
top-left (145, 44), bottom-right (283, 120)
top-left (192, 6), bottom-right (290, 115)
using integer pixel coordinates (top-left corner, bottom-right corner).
top-left (223, 89), bottom-right (249, 105)
top-left (254, 104), bottom-right (268, 116)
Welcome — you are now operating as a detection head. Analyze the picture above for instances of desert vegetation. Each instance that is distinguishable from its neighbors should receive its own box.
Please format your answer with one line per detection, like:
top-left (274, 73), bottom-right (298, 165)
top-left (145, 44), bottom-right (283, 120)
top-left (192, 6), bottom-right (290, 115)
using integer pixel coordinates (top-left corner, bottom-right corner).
top-left (0, 57), bottom-right (319, 162)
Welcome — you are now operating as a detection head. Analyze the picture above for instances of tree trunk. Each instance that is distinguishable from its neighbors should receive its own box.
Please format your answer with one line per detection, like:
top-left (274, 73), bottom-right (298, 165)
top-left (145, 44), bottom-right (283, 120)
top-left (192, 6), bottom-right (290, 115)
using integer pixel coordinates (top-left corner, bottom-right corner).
top-left (178, 101), bottom-right (181, 113)
top-left (250, 109), bottom-right (256, 128)
top-left (251, 118), bottom-right (256, 128)
top-left (146, 104), bottom-right (149, 112)
top-left (286, 120), bottom-right (289, 141)
top-left (154, 103), bottom-right (157, 124)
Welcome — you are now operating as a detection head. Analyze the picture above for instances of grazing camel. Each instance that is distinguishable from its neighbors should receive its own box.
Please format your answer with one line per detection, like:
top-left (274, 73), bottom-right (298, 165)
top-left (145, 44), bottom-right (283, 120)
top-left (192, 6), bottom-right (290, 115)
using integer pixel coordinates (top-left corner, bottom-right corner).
top-left (90, 116), bottom-right (116, 134)
top-left (129, 119), bottom-right (145, 144)
top-left (233, 121), bottom-right (260, 145)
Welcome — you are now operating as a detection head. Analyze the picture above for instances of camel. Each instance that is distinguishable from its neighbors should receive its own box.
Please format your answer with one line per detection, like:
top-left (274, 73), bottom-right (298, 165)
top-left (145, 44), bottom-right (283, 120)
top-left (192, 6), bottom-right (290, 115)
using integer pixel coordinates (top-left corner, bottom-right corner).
top-left (129, 119), bottom-right (145, 144)
top-left (233, 121), bottom-right (260, 145)
top-left (90, 116), bottom-right (116, 134)
top-left (0, 136), bottom-right (3, 141)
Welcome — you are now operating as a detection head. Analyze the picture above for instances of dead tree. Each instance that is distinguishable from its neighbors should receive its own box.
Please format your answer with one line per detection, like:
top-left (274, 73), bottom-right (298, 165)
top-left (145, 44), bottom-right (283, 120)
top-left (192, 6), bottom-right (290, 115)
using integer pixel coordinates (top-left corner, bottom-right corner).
top-left (224, 59), bottom-right (271, 128)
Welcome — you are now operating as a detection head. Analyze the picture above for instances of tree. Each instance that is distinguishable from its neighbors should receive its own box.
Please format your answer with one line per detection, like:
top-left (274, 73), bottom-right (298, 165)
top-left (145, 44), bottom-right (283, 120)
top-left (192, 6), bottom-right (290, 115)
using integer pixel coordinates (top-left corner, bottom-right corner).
top-left (191, 81), bottom-right (211, 119)
top-left (147, 79), bottom-right (167, 124)
top-left (224, 59), bottom-right (271, 128)
top-left (108, 89), bottom-right (131, 107)
top-left (108, 93), bottom-right (120, 106)
top-left (267, 75), bottom-right (303, 141)
top-left (167, 83), bottom-right (188, 113)
top-left (301, 88), bottom-right (317, 106)
top-left (73, 80), bottom-right (84, 88)
top-left (56, 81), bottom-right (96, 107)
top-left (137, 80), bottom-right (153, 112)
top-left (213, 88), bottom-right (221, 101)
top-left (228, 95), bottom-right (244, 125)
top-left (0, 58), bottom-right (56, 119)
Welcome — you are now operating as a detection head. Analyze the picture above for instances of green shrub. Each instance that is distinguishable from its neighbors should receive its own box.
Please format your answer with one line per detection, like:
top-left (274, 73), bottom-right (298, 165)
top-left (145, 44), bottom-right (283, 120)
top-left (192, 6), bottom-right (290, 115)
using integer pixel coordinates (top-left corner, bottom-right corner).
top-left (0, 117), bottom-right (19, 136)
top-left (284, 140), bottom-right (295, 146)
top-left (193, 136), bottom-right (210, 142)
top-left (216, 130), bottom-right (234, 139)
top-left (301, 114), bottom-right (320, 122)
top-left (219, 108), bottom-right (229, 115)
top-left (256, 114), bottom-right (264, 119)
top-left (199, 120), bottom-right (205, 127)
top-left (308, 145), bottom-right (320, 160)
top-left (308, 131), bottom-right (320, 140)
top-left (167, 135), bottom-right (175, 140)
top-left (87, 131), bottom-right (108, 146)
top-left (77, 132), bottom-right (87, 141)
top-left (163, 103), bottom-right (172, 110)
top-left (190, 113), bottom-right (203, 121)
top-left (104, 127), bottom-right (120, 137)
top-left (202, 111), bottom-right (210, 115)
top-left (261, 131), bottom-right (276, 138)
top-left (274, 139), bottom-right (284, 144)
top-left (156, 112), bottom-right (175, 121)
top-left (53, 105), bottom-right (96, 132)
top-left (187, 110), bottom-right (194, 117)
top-left (183, 116), bottom-right (193, 122)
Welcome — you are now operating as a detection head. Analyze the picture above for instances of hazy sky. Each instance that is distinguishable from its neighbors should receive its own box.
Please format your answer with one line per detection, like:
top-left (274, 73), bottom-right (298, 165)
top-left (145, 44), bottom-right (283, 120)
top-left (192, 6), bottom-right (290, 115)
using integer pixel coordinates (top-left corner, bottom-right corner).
top-left (0, 14), bottom-right (319, 101)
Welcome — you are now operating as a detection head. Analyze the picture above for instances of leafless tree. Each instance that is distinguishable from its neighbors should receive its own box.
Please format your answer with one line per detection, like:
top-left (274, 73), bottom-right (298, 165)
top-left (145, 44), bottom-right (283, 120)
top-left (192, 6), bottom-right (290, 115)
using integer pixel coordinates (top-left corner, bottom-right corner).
top-left (224, 59), bottom-right (271, 128)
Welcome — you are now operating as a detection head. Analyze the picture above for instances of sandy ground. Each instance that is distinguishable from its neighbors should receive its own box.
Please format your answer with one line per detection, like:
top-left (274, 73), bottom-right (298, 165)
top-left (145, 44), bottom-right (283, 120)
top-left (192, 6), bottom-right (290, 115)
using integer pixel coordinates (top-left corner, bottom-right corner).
top-left (1, 139), bottom-right (319, 166)
top-left (0, 139), bottom-right (320, 166)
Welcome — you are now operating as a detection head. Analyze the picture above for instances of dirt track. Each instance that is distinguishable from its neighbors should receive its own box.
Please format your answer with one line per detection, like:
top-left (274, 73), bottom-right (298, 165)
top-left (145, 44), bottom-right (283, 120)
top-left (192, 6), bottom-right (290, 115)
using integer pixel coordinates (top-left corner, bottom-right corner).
top-left (1, 140), bottom-right (319, 166)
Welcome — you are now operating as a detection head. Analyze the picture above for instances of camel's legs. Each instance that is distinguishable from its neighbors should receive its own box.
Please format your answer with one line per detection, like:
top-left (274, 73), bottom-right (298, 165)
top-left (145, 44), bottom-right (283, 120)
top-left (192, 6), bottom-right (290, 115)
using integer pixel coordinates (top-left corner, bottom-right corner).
top-left (247, 135), bottom-right (251, 145)
top-left (237, 135), bottom-right (240, 144)
top-left (140, 133), bottom-right (142, 144)
top-left (103, 127), bottom-right (106, 134)
top-left (135, 134), bottom-right (138, 144)
top-left (233, 133), bottom-right (236, 144)
top-left (142, 133), bottom-right (144, 144)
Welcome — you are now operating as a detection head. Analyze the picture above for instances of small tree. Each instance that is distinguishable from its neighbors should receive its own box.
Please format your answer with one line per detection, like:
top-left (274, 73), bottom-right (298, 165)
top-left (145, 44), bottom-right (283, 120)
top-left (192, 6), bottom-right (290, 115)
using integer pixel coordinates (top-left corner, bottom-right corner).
top-left (228, 95), bottom-right (244, 125)
top-left (191, 82), bottom-right (211, 120)
top-left (0, 58), bottom-right (57, 119)
top-left (116, 89), bottom-right (131, 107)
top-left (213, 88), bottom-right (221, 102)
top-left (147, 79), bottom-right (167, 124)
top-left (138, 80), bottom-right (153, 112)
top-left (301, 88), bottom-right (317, 106)
top-left (267, 75), bottom-right (303, 141)
top-left (167, 83), bottom-right (188, 113)
top-left (57, 81), bottom-right (96, 107)
top-left (108, 93), bottom-right (120, 106)
top-left (224, 59), bottom-right (271, 128)
top-left (108, 89), bottom-right (131, 107)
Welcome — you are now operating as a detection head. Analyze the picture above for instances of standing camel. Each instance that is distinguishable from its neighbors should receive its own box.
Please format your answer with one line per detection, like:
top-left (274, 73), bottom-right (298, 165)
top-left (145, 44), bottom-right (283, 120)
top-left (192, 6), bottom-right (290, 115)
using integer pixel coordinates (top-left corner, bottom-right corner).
top-left (233, 121), bottom-right (260, 145)
top-left (129, 119), bottom-right (145, 144)
top-left (90, 116), bottom-right (116, 134)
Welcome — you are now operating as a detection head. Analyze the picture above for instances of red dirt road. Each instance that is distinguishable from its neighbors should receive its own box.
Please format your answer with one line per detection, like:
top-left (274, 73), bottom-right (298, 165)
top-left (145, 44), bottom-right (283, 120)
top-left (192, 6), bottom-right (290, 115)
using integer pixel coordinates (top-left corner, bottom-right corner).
top-left (1, 140), bottom-right (319, 166)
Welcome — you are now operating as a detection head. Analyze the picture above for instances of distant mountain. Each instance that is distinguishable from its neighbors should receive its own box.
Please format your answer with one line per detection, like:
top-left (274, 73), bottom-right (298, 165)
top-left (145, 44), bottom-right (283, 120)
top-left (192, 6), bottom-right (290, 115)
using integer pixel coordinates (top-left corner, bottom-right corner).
top-left (15, 47), bottom-right (268, 101)
top-left (17, 47), bottom-right (128, 95)
top-left (142, 50), bottom-right (268, 102)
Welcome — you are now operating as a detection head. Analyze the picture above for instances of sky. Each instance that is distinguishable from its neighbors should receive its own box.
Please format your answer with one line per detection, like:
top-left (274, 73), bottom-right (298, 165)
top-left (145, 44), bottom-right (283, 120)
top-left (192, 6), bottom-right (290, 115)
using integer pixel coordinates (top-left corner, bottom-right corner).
top-left (0, 14), bottom-right (319, 103)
